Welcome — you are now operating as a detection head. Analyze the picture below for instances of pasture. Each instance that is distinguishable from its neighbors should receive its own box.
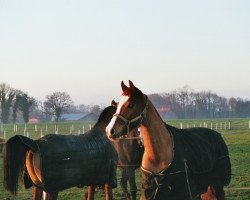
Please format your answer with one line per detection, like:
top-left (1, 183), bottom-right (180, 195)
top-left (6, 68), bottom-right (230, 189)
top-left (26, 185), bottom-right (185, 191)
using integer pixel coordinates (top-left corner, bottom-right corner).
top-left (0, 118), bottom-right (250, 199)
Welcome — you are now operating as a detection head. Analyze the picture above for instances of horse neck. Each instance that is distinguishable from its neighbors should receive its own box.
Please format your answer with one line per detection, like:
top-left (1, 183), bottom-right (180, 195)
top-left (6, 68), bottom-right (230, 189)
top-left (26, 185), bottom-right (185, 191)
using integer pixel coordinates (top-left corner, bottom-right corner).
top-left (141, 100), bottom-right (173, 173)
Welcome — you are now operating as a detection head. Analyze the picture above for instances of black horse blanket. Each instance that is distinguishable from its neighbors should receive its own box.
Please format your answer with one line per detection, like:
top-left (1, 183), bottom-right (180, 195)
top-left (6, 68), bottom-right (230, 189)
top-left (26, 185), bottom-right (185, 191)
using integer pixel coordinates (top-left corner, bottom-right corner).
top-left (141, 124), bottom-right (231, 200)
top-left (19, 129), bottom-right (118, 193)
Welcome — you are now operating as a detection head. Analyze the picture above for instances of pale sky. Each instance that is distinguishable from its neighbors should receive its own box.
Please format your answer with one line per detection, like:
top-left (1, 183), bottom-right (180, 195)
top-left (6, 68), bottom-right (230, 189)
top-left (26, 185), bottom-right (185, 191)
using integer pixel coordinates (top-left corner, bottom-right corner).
top-left (0, 0), bottom-right (249, 105)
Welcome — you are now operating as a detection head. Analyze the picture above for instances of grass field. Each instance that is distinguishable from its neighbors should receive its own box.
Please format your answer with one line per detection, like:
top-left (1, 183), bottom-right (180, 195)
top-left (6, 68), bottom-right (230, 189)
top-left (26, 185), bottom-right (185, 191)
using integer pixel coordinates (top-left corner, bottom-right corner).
top-left (0, 118), bottom-right (250, 199)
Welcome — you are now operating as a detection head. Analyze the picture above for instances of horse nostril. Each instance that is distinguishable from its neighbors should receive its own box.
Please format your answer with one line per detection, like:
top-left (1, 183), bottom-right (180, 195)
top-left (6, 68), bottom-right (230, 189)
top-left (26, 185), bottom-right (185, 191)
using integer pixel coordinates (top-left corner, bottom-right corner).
top-left (111, 128), bottom-right (115, 135)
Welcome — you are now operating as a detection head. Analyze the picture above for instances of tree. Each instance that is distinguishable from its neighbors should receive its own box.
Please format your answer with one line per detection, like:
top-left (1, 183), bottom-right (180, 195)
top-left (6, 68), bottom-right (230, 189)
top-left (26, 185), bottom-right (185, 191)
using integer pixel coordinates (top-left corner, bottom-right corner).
top-left (90, 105), bottom-right (102, 116)
top-left (12, 90), bottom-right (23, 123)
top-left (19, 93), bottom-right (36, 123)
top-left (44, 92), bottom-right (73, 122)
top-left (0, 83), bottom-right (15, 123)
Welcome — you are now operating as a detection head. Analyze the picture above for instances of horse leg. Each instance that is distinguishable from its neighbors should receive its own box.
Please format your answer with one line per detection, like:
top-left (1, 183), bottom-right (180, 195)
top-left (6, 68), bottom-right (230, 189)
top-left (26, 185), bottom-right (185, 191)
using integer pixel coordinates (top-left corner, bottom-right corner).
top-left (105, 183), bottom-right (113, 200)
top-left (33, 186), bottom-right (43, 200)
top-left (87, 186), bottom-right (95, 200)
top-left (213, 186), bottom-right (225, 200)
top-left (43, 191), bottom-right (58, 200)
top-left (120, 168), bottom-right (131, 200)
top-left (127, 169), bottom-right (137, 200)
top-left (201, 185), bottom-right (217, 200)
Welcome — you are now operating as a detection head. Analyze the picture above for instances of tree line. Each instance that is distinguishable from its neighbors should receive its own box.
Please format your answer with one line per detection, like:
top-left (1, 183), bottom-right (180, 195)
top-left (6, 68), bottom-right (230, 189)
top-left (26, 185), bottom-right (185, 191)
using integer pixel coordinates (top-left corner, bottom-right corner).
top-left (0, 83), bottom-right (102, 124)
top-left (0, 83), bottom-right (249, 124)
top-left (148, 86), bottom-right (250, 119)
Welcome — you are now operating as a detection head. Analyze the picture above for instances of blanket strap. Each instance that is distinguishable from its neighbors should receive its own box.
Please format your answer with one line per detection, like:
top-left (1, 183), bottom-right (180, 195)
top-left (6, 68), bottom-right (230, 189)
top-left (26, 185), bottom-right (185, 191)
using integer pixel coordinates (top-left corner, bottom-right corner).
top-left (184, 159), bottom-right (193, 200)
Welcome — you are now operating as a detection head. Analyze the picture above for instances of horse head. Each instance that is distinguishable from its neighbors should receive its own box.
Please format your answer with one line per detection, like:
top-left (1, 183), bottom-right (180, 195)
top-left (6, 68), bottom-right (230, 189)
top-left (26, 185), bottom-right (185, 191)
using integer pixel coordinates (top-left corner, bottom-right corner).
top-left (106, 80), bottom-right (148, 140)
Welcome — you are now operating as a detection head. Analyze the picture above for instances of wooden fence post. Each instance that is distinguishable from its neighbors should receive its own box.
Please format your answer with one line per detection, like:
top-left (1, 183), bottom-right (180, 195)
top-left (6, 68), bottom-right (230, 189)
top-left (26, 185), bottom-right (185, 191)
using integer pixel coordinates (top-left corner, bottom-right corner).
top-left (41, 128), bottom-right (43, 138)
top-left (180, 123), bottom-right (183, 129)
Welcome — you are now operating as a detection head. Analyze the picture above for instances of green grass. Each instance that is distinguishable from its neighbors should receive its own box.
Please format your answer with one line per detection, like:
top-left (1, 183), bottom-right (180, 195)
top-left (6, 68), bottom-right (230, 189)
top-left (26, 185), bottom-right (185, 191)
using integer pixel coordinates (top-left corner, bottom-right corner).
top-left (0, 118), bottom-right (250, 199)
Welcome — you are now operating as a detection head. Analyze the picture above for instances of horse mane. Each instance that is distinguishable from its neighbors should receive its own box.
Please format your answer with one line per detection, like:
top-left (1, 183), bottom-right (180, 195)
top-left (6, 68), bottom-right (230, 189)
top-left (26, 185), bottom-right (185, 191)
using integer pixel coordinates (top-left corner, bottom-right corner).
top-left (93, 105), bottom-right (116, 128)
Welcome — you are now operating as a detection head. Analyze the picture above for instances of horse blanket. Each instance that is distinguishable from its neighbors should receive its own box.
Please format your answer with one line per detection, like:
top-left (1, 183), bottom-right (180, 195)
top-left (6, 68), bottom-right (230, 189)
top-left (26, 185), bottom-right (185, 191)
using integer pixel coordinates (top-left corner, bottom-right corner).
top-left (141, 124), bottom-right (231, 200)
top-left (19, 129), bottom-right (118, 193)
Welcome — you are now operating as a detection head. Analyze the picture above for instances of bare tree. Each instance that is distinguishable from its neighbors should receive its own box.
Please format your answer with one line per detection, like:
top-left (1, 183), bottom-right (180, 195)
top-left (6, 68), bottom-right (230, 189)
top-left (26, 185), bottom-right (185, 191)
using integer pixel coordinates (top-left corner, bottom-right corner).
top-left (44, 92), bottom-right (73, 122)
top-left (0, 83), bottom-right (15, 123)
top-left (90, 105), bottom-right (102, 116)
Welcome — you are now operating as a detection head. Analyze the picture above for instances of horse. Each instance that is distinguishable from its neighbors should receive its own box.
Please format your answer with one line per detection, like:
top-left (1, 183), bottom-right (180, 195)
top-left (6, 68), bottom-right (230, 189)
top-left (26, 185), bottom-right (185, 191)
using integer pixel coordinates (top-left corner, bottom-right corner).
top-left (88, 101), bottom-right (144, 200)
top-left (3, 105), bottom-right (118, 200)
top-left (106, 80), bottom-right (231, 200)
top-left (111, 101), bottom-right (144, 200)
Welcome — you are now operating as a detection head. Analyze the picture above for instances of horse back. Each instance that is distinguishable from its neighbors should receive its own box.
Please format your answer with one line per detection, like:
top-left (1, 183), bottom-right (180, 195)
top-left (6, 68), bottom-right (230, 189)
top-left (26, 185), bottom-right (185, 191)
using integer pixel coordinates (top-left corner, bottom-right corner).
top-left (34, 131), bottom-right (118, 192)
top-left (167, 125), bottom-right (231, 185)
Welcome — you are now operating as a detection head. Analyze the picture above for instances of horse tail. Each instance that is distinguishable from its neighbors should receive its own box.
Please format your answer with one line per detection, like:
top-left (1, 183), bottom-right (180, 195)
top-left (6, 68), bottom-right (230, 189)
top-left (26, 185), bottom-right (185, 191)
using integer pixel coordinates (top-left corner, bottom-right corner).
top-left (3, 135), bottom-right (34, 194)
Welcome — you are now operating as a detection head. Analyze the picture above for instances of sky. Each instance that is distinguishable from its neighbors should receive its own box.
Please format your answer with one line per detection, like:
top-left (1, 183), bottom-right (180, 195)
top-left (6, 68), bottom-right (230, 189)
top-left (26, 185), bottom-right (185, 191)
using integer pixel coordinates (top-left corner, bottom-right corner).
top-left (0, 0), bottom-right (249, 105)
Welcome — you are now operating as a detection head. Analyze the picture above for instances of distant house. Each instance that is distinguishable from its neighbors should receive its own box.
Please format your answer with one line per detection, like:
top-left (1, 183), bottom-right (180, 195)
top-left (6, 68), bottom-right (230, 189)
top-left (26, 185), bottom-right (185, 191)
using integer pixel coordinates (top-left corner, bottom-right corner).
top-left (60, 113), bottom-right (98, 122)
top-left (29, 117), bottom-right (39, 124)
top-left (78, 113), bottom-right (98, 121)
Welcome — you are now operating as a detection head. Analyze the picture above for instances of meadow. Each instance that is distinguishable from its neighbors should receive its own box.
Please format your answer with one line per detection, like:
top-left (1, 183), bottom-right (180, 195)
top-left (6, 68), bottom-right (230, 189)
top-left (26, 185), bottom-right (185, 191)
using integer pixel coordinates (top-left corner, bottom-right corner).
top-left (0, 118), bottom-right (250, 199)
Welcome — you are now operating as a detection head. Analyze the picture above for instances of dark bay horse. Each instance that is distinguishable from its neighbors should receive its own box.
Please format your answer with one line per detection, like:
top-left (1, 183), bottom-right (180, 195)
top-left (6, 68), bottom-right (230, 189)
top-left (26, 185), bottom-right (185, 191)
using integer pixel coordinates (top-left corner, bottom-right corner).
top-left (3, 105), bottom-right (118, 200)
top-left (89, 100), bottom-right (144, 200)
top-left (106, 80), bottom-right (231, 200)
top-left (112, 118), bottom-right (144, 200)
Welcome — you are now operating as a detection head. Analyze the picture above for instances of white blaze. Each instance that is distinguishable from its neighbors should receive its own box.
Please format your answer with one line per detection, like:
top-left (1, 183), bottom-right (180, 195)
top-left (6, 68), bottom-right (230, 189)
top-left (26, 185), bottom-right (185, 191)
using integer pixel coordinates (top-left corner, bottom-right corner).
top-left (106, 95), bottom-right (129, 138)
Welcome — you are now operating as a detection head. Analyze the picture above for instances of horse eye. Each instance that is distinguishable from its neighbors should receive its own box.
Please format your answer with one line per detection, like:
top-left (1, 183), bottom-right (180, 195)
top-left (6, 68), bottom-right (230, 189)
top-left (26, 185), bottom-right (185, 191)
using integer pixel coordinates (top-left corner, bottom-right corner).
top-left (128, 103), bottom-right (135, 108)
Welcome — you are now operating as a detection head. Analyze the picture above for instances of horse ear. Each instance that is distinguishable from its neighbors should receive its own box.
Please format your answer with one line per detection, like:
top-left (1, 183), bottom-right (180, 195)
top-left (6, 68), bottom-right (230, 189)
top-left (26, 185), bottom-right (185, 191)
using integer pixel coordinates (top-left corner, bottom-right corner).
top-left (121, 81), bottom-right (131, 96)
top-left (111, 100), bottom-right (117, 107)
top-left (129, 80), bottom-right (136, 92)
top-left (129, 80), bottom-right (143, 96)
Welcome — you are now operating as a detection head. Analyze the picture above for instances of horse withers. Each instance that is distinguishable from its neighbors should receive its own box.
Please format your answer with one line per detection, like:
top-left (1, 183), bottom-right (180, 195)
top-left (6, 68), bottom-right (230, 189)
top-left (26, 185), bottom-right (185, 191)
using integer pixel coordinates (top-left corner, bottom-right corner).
top-left (3, 105), bottom-right (118, 200)
top-left (106, 80), bottom-right (231, 200)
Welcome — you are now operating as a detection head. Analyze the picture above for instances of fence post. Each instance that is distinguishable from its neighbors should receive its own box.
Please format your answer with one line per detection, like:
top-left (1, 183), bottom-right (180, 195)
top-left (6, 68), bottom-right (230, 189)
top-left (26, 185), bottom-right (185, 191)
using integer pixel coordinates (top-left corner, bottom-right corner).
top-left (180, 123), bottom-right (183, 129)
top-left (215, 123), bottom-right (218, 131)
top-left (82, 125), bottom-right (85, 134)
top-left (89, 124), bottom-right (92, 130)
top-left (228, 122), bottom-right (231, 130)
top-left (41, 128), bottom-right (43, 138)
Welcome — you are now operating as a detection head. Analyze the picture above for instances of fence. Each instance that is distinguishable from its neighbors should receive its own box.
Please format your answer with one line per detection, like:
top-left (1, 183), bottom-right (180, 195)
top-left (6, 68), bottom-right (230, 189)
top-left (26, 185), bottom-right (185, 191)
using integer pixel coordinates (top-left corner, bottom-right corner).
top-left (0, 119), bottom-right (250, 141)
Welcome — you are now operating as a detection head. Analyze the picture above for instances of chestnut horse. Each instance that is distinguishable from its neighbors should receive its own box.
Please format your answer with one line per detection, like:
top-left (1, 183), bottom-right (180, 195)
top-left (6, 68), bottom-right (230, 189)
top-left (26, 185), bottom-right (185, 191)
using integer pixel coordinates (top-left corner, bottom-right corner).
top-left (106, 81), bottom-right (231, 200)
top-left (3, 105), bottom-right (118, 200)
